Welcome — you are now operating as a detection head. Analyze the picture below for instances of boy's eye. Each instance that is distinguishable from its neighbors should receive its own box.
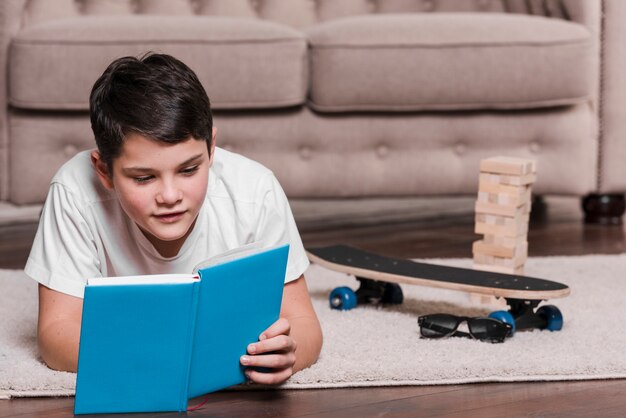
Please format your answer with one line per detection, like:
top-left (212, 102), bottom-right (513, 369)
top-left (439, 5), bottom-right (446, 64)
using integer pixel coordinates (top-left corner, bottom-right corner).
top-left (181, 166), bottom-right (199, 176)
top-left (133, 175), bottom-right (154, 184)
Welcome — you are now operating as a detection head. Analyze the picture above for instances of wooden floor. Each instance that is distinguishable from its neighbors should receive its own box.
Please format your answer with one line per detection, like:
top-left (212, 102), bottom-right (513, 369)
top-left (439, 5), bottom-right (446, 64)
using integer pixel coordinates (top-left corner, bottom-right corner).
top-left (1, 196), bottom-right (625, 417)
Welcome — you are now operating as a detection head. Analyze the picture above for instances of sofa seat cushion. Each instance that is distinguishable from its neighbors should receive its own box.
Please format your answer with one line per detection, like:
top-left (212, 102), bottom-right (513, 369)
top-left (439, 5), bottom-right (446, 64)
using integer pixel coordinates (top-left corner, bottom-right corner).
top-left (10, 16), bottom-right (307, 110)
top-left (306, 14), bottom-right (593, 112)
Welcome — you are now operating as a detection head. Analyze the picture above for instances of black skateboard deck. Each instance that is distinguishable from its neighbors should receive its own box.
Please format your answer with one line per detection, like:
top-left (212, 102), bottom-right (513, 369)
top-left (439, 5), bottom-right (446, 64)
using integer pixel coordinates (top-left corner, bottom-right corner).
top-left (307, 245), bottom-right (570, 333)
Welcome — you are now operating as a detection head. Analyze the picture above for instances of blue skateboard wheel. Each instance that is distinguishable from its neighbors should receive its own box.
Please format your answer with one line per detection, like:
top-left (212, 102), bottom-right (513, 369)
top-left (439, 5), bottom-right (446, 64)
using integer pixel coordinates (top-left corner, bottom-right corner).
top-left (489, 310), bottom-right (516, 336)
top-left (537, 305), bottom-right (563, 331)
top-left (329, 287), bottom-right (357, 310)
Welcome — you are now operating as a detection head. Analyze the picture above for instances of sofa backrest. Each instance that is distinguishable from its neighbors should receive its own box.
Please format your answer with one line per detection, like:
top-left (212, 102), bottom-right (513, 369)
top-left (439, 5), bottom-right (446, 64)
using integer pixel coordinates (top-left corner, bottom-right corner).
top-left (20, 0), bottom-right (579, 29)
top-left (0, 0), bottom-right (600, 203)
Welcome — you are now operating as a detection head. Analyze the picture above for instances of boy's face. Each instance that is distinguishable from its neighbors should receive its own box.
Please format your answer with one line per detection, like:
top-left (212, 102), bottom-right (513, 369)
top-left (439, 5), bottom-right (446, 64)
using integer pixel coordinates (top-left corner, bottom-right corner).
top-left (92, 129), bottom-right (216, 257)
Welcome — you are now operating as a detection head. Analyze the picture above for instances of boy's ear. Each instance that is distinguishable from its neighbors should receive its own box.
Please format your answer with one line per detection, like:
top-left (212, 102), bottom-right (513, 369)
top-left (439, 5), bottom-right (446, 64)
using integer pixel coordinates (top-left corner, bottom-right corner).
top-left (90, 150), bottom-right (114, 190)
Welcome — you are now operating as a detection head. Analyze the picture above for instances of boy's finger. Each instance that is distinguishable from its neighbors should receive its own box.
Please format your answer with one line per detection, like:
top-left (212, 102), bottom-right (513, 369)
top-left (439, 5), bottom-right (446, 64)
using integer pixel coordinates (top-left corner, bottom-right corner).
top-left (248, 335), bottom-right (296, 355)
top-left (245, 367), bottom-right (293, 385)
top-left (240, 352), bottom-right (295, 369)
top-left (259, 317), bottom-right (290, 341)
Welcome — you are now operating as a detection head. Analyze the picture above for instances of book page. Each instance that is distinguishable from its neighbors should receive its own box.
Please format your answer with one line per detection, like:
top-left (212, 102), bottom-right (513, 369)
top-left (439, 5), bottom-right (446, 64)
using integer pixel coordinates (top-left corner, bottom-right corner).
top-left (88, 274), bottom-right (198, 286)
top-left (192, 241), bottom-right (271, 273)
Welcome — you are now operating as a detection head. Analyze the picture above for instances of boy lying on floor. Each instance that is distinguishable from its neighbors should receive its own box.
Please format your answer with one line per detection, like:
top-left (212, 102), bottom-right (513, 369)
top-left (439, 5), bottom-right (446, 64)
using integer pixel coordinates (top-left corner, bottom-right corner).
top-left (25, 53), bottom-right (323, 385)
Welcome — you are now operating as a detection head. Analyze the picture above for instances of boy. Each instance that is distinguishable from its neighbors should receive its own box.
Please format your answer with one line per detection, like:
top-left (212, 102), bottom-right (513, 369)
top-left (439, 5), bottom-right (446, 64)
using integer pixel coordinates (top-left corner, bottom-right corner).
top-left (25, 53), bottom-right (322, 386)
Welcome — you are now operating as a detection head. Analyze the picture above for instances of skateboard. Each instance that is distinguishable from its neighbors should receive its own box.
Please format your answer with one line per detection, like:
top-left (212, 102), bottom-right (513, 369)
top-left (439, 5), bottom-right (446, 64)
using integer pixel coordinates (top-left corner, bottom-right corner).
top-left (306, 245), bottom-right (571, 334)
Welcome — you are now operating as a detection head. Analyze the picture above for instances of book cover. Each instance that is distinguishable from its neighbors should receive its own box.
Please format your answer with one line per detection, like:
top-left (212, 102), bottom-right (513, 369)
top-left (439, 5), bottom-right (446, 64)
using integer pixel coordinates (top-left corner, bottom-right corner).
top-left (74, 277), bottom-right (200, 414)
top-left (74, 244), bottom-right (289, 414)
top-left (187, 244), bottom-right (289, 397)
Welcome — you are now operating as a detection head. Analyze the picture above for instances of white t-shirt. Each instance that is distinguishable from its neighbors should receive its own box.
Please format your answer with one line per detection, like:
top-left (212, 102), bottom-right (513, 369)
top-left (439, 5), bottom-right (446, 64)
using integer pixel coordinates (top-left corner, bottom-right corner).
top-left (25, 147), bottom-right (310, 298)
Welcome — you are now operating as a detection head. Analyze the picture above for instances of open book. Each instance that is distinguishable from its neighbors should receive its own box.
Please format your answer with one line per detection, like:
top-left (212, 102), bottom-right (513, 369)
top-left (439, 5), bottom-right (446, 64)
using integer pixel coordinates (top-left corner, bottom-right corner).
top-left (74, 244), bottom-right (289, 415)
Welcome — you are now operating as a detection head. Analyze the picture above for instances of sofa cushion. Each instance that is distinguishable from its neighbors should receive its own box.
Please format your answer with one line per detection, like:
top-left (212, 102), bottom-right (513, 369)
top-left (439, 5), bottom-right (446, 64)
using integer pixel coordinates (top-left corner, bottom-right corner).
top-left (9, 103), bottom-right (596, 205)
top-left (9, 16), bottom-right (307, 110)
top-left (307, 14), bottom-right (593, 112)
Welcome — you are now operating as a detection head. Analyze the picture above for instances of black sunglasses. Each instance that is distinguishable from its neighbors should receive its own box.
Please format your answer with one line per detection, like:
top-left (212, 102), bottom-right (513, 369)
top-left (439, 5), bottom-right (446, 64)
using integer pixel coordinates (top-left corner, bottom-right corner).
top-left (418, 313), bottom-right (513, 343)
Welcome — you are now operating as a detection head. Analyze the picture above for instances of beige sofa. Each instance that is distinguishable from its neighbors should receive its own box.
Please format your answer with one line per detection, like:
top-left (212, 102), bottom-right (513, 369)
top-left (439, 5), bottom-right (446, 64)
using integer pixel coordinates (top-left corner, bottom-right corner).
top-left (1, 0), bottom-right (625, 223)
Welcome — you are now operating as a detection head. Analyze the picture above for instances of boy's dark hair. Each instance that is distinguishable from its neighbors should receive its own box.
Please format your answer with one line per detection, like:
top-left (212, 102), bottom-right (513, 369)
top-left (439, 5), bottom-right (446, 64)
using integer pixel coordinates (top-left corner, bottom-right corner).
top-left (90, 53), bottom-right (213, 170)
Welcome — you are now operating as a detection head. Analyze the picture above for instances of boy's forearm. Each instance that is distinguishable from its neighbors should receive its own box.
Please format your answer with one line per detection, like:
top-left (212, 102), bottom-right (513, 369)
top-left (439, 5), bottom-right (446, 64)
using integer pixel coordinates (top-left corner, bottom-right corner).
top-left (38, 319), bottom-right (81, 372)
top-left (39, 316), bottom-right (320, 375)
top-left (290, 316), bottom-right (323, 372)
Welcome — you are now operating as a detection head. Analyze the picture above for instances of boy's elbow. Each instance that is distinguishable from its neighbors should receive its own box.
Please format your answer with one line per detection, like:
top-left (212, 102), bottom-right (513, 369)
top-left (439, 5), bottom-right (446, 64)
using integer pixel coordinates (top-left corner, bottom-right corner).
top-left (37, 321), bottom-right (80, 373)
top-left (312, 320), bottom-right (323, 362)
top-left (296, 317), bottom-right (323, 372)
top-left (37, 284), bottom-right (83, 372)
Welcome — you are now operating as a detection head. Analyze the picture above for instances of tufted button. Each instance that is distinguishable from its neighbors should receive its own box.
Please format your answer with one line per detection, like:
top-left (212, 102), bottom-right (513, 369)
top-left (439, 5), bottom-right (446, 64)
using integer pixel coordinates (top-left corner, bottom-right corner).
top-left (422, 0), bottom-right (436, 12)
top-left (130, 0), bottom-right (139, 13)
top-left (299, 146), bottom-right (312, 161)
top-left (249, 0), bottom-right (261, 12)
top-left (475, 0), bottom-right (491, 11)
top-left (74, 0), bottom-right (85, 13)
top-left (63, 144), bottom-right (78, 157)
top-left (190, 0), bottom-right (200, 14)
top-left (366, 0), bottom-right (376, 13)
top-left (454, 142), bottom-right (466, 155)
top-left (529, 141), bottom-right (541, 154)
top-left (376, 144), bottom-right (389, 159)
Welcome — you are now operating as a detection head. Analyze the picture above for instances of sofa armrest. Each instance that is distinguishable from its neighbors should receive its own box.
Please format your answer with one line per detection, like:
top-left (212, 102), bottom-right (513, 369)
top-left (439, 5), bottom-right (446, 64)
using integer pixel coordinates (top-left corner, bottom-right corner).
top-left (527, 0), bottom-right (624, 194)
top-left (560, 1), bottom-right (603, 192)
top-left (0, 0), bottom-right (27, 201)
top-left (597, 0), bottom-right (626, 192)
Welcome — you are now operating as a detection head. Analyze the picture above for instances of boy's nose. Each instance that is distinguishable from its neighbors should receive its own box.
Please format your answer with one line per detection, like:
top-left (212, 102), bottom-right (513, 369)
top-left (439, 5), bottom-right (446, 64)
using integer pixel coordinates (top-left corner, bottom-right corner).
top-left (156, 182), bottom-right (183, 205)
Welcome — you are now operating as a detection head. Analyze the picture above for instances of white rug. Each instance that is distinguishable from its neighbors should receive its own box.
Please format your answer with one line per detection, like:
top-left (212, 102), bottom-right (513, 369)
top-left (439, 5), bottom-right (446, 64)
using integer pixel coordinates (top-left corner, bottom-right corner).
top-left (2, 254), bottom-right (626, 399)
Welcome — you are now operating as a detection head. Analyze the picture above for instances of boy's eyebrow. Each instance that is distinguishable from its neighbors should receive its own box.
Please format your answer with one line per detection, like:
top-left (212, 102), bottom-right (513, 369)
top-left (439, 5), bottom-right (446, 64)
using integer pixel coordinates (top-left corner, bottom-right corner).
top-left (121, 154), bottom-right (205, 173)
top-left (177, 154), bottom-right (204, 167)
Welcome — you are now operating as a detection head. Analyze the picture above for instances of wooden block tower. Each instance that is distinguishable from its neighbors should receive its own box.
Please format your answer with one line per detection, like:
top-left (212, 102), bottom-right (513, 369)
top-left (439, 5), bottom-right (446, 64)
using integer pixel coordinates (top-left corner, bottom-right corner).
top-left (473, 156), bottom-right (537, 276)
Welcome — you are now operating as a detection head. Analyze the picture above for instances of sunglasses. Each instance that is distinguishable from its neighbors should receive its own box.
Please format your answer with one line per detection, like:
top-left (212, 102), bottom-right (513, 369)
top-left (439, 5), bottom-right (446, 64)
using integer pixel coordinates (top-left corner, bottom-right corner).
top-left (418, 313), bottom-right (513, 343)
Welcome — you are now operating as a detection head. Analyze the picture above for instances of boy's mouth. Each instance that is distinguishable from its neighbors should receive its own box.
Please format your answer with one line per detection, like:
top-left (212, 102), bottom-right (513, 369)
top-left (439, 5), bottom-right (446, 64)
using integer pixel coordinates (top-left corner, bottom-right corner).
top-left (153, 210), bottom-right (187, 223)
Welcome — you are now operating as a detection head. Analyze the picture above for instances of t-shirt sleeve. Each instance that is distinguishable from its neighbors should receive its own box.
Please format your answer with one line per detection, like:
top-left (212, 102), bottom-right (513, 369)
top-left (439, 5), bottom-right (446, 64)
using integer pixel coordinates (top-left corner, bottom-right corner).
top-left (24, 182), bottom-right (101, 298)
top-left (254, 173), bottom-right (309, 283)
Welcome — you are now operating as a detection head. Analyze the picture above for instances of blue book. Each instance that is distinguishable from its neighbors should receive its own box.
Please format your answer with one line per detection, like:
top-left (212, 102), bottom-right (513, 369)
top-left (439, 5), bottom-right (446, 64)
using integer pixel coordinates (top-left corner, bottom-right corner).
top-left (74, 244), bottom-right (289, 415)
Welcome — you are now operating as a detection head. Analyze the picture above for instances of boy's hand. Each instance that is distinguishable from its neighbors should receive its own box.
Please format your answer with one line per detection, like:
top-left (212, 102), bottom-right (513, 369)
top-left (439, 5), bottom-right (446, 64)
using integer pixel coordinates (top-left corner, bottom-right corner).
top-left (240, 318), bottom-right (297, 385)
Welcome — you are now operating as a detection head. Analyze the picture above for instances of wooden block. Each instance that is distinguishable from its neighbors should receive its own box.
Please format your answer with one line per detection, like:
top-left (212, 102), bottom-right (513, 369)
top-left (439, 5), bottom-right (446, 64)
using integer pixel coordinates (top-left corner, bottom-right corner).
top-left (480, 156), bottom-right (537, 176)
top-left (475, 213), bottom-right (530, 237)
top-left (475, 200), bottom-right (531, 217)
top-left (474, 252), bottom-right (527, 268)
top-left (475, 213), bottom-right (529, 226)
top-left (472, 239), bottom-right (528, 259)
top-left (475, 221), bottom-right (528, 238)
top-left (478, 182), bottom-right (531, 204)
top-left (477, 188), bottom-right (531, 207)
top-left (472, 263), bottom-right (524, 275)
top-left (483, 234), bottom-right (527, 249)
top-left (479, 172), bottom-right (537, 186)
top-left (478, 180), bottom-right (529, 196)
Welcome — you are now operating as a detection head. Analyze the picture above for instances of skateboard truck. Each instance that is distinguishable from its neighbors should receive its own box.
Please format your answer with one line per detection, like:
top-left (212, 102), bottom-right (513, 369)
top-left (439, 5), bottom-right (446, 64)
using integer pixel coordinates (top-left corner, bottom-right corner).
top-left (330, 278), bottom-right (403, 310)
top-left (355, 277), bottom-right (403, 305)
top-left (497, 298), bottom-right (564, 332)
